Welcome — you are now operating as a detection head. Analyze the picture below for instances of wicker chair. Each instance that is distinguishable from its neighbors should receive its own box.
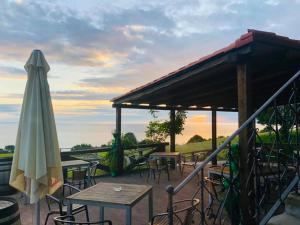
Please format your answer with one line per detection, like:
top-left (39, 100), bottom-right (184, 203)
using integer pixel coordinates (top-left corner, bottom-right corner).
top-left (53, 216), bottom-right (112, 225)
top-left (151, 198), bottom-right (200, 225)
top-left (44, 184), bottom-right (89, 225)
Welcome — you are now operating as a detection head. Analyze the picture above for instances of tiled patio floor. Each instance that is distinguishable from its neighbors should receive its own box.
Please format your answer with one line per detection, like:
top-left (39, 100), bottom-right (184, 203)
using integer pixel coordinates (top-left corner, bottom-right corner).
top-left (10, 167), bottom-right (207, 225)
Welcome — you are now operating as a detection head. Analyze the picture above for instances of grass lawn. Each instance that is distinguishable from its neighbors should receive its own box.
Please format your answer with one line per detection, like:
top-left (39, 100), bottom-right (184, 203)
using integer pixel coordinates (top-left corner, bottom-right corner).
top-left (0, 153), bottom-right (13, 158)
top-left (166, 136), bottom-right (239, 160)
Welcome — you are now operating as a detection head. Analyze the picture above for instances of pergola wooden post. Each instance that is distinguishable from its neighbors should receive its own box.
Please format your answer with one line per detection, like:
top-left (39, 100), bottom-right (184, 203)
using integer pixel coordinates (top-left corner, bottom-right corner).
top-left (237, 63), bottom-right (255, 225)
top-left (170, 109), bottom-right (176, 152)
top-left (211, 108), bottom-right (217, 165)
top-left (116, 106), bottom-right (123, 173)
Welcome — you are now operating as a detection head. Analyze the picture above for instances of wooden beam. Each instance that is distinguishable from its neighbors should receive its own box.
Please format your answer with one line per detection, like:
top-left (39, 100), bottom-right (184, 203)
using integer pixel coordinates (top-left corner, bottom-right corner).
top-left (211, 108), bottom-right (217, 165)
top-left (169, 85), bottom-right (236, 106)
top-left (170, 109), bottom-right (176, 152)
top-left (141, 73), bottom-right (236, 104)
top-left (116, 106), bottom-right (123, 173)
top-left (112, 103), bottom-right (238, 112)
top-left (237, 63), bottom-right (255, 225)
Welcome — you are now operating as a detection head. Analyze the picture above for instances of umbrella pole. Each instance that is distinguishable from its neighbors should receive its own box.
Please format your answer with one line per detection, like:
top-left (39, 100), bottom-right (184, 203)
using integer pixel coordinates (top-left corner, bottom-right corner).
top-left (34, 200), bottom-right (40, 225)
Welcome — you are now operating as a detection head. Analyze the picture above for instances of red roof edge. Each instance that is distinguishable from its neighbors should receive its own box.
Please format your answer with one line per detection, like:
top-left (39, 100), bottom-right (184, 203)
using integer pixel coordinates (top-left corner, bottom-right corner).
top-left (112, 29), bottom-right (300, 102)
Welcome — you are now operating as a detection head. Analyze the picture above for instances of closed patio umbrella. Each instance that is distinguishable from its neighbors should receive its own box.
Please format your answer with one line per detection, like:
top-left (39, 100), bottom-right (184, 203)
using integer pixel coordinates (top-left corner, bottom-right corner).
top-left (9, 50), bottom-right (63, 224)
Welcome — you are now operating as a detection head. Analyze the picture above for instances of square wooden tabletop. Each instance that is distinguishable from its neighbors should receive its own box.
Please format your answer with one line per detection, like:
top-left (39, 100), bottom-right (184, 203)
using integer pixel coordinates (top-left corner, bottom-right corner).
top-left (67, 182), bottom-right (152, 206)
top-left (61, 160), bottom-right (89, 168)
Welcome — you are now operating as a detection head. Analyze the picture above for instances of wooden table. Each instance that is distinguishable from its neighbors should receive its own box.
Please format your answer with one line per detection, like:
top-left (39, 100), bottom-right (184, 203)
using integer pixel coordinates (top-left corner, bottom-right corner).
top-left (150, 152), bottom-right (182, 171)
top-left (208, 166), bottom-right (230, 178)
top-left (61, 160), bottom-right (90, 168)
top-left (66, 182), bottom-right (153, 225)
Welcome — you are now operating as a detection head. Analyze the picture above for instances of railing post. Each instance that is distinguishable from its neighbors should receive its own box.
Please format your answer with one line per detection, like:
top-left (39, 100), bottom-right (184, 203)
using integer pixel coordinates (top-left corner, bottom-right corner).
top-left (293, 81), bottom-right (300, 192)
top-left (116, 106), bottom-right (123, 173)
top-left (166, 185), bottom-right (174, 225)
top-left (228, 141), bottom-right (234, 225)
top-left (200, 169), bottom-right (205, 225)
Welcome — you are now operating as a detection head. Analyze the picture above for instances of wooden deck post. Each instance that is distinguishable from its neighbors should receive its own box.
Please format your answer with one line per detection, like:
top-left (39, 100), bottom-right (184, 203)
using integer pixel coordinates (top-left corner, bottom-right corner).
top-left (116, 106), bottom-right (123, 173)
top-left (211, 108), bottom-right (217, 165)
top-left (237, 63), bottom-right (255, 225)
top-left (169, 109), bottom-right (176, 169)
top-left (170, 109), bottom-right (176, 152)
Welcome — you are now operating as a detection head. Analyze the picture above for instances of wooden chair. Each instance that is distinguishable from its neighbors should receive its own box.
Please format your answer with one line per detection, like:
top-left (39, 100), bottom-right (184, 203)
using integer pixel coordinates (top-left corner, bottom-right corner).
top-left (151, 198), bottom-right (200, 225)
top-left (147, 158), bottom-right (169, 184)
top-left (45, 184), bottom-right (89, 225)
top-left (53, 216), bottom-right (112, 225)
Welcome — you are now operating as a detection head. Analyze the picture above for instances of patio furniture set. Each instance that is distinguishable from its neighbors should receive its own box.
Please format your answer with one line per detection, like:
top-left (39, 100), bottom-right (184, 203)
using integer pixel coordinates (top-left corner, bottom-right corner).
top-left (43, 152), bottom-right (206, 225)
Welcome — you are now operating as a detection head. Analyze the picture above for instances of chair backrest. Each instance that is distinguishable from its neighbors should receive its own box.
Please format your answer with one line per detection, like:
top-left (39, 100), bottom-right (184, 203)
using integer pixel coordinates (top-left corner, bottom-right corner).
top-left (54, 216), bottom-right (112, 225)
top-left (128, 156), bottom-right (137, 164)
top-left (88, 161), bottom-right (98, 177)
top-left (148, 159), bottom-right (158, 169)
top-left (72, 169), bottom-right (87, 181)
top-left (181, 198), bottom-right (200, 225)
top-left (46, 194), bottom-right (63, 214)
top-left (151, 198), bottom-right (200, 225)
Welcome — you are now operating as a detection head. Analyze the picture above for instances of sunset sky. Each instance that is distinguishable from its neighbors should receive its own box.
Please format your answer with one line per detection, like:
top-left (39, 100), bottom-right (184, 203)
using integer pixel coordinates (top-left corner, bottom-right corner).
top-left (1, 0), bottom-right (300, 148)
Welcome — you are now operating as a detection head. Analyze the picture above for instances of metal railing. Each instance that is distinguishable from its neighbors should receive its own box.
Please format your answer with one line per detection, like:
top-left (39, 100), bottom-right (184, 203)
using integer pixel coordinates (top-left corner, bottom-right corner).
top-left (166, 70), bottom-right (300, 225)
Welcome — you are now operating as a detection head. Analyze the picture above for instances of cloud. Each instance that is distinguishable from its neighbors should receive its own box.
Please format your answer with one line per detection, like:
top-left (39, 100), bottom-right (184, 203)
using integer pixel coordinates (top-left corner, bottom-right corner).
top-left (0, 104), bottom-right (20, 112)
top-left (0, 66), bottom-right (26, 79)
top-left (1, 0), bottom-right (300, 146)
top-left (51, 90), bottom-right (117, 100)
top-left (187, 115), bottom-right (209, 123)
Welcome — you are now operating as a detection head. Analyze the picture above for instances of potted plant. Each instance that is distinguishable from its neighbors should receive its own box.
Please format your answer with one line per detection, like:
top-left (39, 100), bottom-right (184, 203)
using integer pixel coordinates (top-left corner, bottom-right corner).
top-left (109, 132), bottom-right (119, 177)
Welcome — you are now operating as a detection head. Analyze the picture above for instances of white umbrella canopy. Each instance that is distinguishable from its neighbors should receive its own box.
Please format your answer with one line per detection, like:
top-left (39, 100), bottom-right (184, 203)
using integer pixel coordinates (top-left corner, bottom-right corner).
top-left (9, 50), bottom-right (63, 205)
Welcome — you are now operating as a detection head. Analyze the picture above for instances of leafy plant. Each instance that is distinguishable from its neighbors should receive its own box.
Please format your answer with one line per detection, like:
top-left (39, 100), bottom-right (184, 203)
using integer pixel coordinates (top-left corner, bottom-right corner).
top-left (145, 110), bottom-right (187, 142)
top-left (109, 132), bottom-right (119, 176)
top-left (122, 132), bottom-right (138, 148)
top-left (4, 145), bottom-right (15, 152)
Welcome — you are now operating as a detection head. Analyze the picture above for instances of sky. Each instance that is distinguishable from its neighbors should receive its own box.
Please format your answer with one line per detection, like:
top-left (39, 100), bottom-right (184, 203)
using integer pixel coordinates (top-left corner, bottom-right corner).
top-left (1, 0), bottom-right (300, 148)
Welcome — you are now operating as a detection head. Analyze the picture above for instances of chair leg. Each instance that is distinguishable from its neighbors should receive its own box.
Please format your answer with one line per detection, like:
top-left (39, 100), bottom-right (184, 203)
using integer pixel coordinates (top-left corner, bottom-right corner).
top-left (157, 170), bottom-right (161, 184)
top-left (147, 169), bottom-right (150, 182)
top-left (138, 165), bottom-right (142, 177)
top-left (85, 206), bottom-right (90, 222)
top-left (44, 212), bottom-right (57, 225)
top-left (181, 165), bottom-right (185, 175)
top-left (166, 168), bottom-right (170, 181)
top-left (44, 213), bottom-right (50, 225)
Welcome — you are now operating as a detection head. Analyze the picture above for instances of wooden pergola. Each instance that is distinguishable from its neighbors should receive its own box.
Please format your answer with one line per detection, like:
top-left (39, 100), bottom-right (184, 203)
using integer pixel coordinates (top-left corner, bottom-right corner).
top-left (112, 29), bottom-right (300, 166)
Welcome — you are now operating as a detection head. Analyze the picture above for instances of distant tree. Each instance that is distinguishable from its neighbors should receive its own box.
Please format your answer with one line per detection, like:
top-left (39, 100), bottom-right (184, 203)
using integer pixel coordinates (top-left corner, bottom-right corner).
top-left (257, 105), bottom-right (300, 141)
top-left (146, 110), bottom-right (187, 142)
top-left (71, 143), bottom-right (93, 151)
top-left (4, 145), bottom-right (15, 152)
top-left (122, 132), bottom-right (138, 148)
top-left (187, 135), bottom-right (206, 144)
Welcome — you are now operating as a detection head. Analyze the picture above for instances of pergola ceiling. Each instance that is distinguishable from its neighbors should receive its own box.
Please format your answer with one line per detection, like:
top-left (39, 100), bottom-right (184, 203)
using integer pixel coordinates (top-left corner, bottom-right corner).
top-left (112, 30), bottom-right (300, 111)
